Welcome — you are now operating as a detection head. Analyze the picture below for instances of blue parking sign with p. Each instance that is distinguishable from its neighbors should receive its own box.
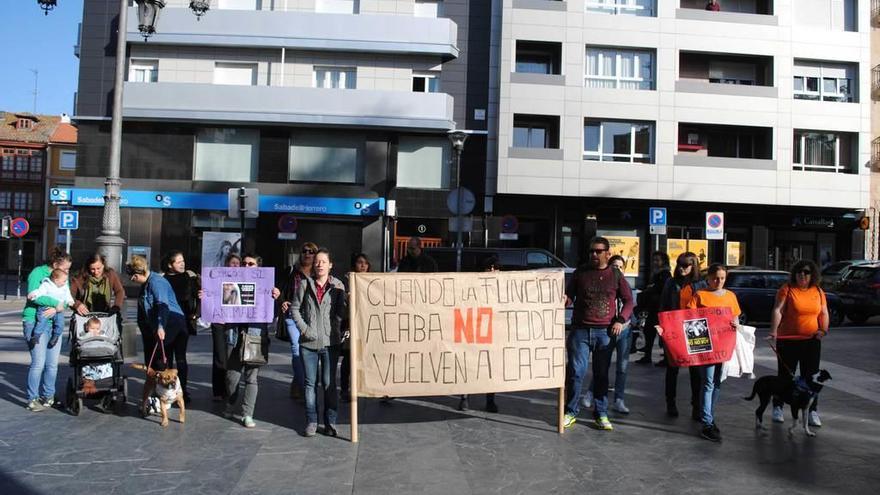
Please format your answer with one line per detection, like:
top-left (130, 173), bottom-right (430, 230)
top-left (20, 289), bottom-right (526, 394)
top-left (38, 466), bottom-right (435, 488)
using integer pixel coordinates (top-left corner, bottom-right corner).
top-left (649, 208), bottom-right (666, 226)
top-left (60, 210), bottom-right (79, 230)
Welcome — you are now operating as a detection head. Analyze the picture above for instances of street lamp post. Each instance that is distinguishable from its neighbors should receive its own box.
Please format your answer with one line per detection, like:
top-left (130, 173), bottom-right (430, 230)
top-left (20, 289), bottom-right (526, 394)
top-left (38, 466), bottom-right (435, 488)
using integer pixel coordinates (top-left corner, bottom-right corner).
top-left (448, 130), bottom-right (468, 272)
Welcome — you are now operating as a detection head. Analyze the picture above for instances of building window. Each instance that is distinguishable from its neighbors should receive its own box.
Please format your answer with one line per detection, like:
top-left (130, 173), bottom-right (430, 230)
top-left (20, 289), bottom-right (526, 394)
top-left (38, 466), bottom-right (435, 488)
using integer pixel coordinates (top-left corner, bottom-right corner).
top-left (412, 72), bottom-right (441, 92)
top-left (13, 192), bottom-right (33, 214)
top-left (397, 136), bottom-right (450, 189)
top-left (585, 48), bottom-right (653, 89)
top-left (793, 0), bottom-right (855, 32)
top-left (314, 67), bottom-right (356, 89)
top-left (316, 0), bottom-right (359, 14)
top-left (584, 119), bottom-right (654, 163)
top-left (793, 130), bottom-right (856, 174)
top-left (214, 62), bottom-right (258, 86)
top-left (217, 0), bottom-right (260, 10)
top-left (60, 151), bottom-right (77, 170)
top-left (194, 128), bottom-right (259, 182)
top-left (289, 132), bottom-right (363, 183)
top-left (414, 0), bottom-right (443, 17)
top-left (513, 114), bottom-right (560, 149)
top-left (793, 60), bottom-right (855, 103)
top-left (586, 0), bottom-right (655, 17)
top-left (129, 59), bottom-right (158, 83)
top-left (0, 191), bottom-right (9, 210)
top-left (16, 118), bottom-right (33, 130)
top-left (515, 41), bottom-right (562, 75)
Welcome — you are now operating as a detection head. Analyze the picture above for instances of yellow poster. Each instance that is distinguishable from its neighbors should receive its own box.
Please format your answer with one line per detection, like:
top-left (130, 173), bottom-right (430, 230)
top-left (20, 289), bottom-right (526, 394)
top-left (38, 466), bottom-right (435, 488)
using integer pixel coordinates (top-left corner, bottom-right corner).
top-left (727, 242), bottom-right (744, 266)
top-left (606, 236), bottom-right (640, 276)
top-left (667, 239), bottom-right (710, 270)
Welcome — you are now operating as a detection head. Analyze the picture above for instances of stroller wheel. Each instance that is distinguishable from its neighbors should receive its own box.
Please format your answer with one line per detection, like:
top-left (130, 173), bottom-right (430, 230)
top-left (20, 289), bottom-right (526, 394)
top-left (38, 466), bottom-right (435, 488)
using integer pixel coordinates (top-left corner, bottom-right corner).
top-left (121, 375), bottom-right (129, 403)
top-left (70, 397), bottom-right (82, 416)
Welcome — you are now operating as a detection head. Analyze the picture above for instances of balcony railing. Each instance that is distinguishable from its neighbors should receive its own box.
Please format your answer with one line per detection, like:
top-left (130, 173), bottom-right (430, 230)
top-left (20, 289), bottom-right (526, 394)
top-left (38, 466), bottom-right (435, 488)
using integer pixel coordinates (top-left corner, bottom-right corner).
top-left (873, 65), bottom-right (880, 100)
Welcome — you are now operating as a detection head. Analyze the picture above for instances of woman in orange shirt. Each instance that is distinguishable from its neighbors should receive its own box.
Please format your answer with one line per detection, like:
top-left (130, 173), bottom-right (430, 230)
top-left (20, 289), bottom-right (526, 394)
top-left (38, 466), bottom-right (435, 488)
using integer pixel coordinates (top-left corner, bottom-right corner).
top-left (686, 263), bottom-right (741, 442)
top-left (768, 260), bottom-right (829, 427)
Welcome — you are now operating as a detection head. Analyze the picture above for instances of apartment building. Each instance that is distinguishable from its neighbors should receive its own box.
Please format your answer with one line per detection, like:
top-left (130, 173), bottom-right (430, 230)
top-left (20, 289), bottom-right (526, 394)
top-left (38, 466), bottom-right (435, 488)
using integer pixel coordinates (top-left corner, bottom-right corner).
top-left (870, 0), bottom-right (880, 260)
top-left (0, 112), bottom-right (60, 271)
top-left (73, 0), bottom-right (490, 270)
top-left (44, 118), bottom-right (78, 260)
top-left (488, 0), bottom-right (871, 273)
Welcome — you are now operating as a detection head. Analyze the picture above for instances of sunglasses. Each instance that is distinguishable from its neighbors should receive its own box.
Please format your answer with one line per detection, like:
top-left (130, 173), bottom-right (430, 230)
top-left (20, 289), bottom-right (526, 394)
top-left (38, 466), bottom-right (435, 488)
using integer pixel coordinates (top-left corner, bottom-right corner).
top-left (302, 249), bottom-right (316, 255)
top-left (797, 269), bottom-right (812, 275)
top-left (589, 249), bottom-right (608, 254)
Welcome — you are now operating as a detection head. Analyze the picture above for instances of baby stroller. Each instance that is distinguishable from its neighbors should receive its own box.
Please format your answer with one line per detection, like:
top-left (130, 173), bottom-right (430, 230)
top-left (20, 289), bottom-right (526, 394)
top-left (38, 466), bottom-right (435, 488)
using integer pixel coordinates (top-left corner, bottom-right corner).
top-left (64, 312), bottom-right (128, 415)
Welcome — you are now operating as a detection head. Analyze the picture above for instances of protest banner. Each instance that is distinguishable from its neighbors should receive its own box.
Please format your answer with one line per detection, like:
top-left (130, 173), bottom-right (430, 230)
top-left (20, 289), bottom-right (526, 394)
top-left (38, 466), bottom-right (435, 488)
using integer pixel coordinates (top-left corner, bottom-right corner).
top-left (606, 235), bottom-right (640, 276)
top-left (657, 307), bottom-right (737, 367)
top-left (348, 270), bottom-right (567, 442)
top-left (200, 267), bottom-right (275, 324)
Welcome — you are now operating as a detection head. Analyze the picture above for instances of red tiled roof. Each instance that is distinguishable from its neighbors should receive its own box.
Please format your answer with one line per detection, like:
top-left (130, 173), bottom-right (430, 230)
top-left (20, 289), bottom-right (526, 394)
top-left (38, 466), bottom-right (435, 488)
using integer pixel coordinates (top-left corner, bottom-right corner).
top-left (0, 111), bottom-right (61, 145)
top-left (49, 122), bottom-right (78, 145)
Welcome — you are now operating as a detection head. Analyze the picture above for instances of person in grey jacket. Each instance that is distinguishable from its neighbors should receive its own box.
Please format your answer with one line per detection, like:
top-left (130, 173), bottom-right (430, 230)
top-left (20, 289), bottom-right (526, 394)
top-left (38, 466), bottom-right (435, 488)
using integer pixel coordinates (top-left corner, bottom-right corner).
top-left (291, 248), bottom-right (347, 437)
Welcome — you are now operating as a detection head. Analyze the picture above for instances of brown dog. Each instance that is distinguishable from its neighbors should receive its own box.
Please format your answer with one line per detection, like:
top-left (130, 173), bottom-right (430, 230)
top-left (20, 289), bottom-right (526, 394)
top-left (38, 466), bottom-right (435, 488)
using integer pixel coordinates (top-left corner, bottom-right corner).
top-left (131, 364), bottom-right (186, 427)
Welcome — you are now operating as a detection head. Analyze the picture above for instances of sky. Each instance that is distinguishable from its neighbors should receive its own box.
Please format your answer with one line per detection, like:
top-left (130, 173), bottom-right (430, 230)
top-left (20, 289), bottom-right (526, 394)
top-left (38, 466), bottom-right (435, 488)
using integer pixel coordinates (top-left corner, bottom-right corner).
top-left (0, 0), bottom-right (83, 117)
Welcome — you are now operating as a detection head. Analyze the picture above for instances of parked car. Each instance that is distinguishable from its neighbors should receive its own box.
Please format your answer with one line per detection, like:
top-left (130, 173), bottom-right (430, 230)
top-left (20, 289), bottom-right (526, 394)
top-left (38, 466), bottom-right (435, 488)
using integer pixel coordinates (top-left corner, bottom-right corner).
top-left (422, 247), bottom-right (570, 272)
top-left (725, 269), bottom-right (844, 327)
top-left (834, 262), bottom-right (880, 324)
top-left (821, 260), bottom-right (874, 291)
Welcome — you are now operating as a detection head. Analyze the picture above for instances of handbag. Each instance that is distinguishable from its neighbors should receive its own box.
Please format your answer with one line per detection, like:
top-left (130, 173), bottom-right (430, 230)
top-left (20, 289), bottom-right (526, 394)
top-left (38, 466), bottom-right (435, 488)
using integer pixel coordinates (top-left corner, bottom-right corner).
top-left (240, 330), bottom-right (269, 366)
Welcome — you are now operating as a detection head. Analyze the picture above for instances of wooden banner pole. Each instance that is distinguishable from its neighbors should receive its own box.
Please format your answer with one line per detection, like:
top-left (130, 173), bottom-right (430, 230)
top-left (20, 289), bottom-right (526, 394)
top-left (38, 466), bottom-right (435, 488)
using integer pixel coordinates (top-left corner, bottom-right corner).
top-left (558, 386), bottom-right (565, 434)
top-left (350, 273), bottom-right (359, 444)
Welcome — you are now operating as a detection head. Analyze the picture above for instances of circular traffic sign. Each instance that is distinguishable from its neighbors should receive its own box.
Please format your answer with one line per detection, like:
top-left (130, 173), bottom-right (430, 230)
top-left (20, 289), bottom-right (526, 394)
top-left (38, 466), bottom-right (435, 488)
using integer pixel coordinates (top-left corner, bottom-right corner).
top-left (277, 214), bottom-right (298, 233)
top-left (11, 217), bottom-right (29, 238)
top-left (707, 214), bottom-right (723, 228)
top-left (501, 215), bottom-right (519, 233)
top-left (446, 187), bottom-right (476, 215)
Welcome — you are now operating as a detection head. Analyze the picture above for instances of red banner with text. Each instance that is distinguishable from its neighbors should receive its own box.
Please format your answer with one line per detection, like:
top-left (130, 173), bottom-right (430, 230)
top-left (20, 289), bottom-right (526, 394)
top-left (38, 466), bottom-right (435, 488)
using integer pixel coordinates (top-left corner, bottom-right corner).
top-left (658, 307), bottom-right (736, 367)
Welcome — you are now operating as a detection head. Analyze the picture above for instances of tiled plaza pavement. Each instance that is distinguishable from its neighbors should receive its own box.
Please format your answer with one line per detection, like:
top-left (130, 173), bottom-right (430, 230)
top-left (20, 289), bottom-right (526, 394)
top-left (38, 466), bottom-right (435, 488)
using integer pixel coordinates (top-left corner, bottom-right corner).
top-left (0, 307), bottom-right (878, 494)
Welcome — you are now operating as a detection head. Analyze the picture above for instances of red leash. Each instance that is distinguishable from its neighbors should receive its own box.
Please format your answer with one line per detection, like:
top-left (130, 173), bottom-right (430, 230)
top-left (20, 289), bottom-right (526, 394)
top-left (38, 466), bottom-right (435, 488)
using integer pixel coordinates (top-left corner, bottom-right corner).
top-left (766, 340), bottom-right (796, 377)
top-left (146, 340), bottom-right (167, 369)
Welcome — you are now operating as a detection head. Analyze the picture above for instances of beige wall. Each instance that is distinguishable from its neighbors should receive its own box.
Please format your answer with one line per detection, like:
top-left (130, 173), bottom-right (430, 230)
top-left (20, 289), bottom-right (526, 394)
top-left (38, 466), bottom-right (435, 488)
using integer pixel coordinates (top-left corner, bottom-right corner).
top-left (872, 18), bottom-right (880, 259)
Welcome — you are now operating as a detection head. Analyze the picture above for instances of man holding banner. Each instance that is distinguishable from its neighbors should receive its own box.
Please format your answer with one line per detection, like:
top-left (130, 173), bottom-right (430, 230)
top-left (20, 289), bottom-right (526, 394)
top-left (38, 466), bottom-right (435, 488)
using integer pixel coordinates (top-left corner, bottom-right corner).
top-left (563, 237), bottom-right (633, 431)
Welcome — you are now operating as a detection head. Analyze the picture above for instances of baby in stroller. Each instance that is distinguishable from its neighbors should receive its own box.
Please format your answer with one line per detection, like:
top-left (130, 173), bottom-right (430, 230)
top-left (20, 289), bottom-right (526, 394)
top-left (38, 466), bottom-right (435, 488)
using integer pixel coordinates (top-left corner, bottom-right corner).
top-left (26, 268), bottom-right (75, 349)
top-left (81, 317), bottom-right (113, 395)
top-left (65, 312), bottom-right (127, 415)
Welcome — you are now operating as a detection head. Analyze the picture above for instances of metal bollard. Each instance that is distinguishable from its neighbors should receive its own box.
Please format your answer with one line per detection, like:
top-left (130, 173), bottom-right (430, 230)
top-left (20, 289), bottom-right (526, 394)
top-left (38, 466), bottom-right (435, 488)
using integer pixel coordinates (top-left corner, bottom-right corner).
top-left (122, 321), bottom-right (138, 359)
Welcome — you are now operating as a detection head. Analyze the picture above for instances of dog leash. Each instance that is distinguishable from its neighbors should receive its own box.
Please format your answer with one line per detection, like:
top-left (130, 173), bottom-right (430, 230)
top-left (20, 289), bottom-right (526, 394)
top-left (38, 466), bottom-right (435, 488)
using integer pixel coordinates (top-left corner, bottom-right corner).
top-left (766, 341), bottom-right (796, 377)
top-left (146, 340), bottom-right (168, 369)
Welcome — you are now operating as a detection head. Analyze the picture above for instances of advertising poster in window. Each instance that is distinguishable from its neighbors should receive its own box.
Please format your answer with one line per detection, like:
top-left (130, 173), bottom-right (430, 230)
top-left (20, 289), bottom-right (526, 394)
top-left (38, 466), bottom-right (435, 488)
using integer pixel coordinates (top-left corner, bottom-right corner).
top-left (606, 235), bottom-right (640, 277)
top-left (202, 231), bottom-right (242, 268)
top-left (726, 242), bottom-right (745, 266)
top-left (667, 239), bottom-right (709, 271)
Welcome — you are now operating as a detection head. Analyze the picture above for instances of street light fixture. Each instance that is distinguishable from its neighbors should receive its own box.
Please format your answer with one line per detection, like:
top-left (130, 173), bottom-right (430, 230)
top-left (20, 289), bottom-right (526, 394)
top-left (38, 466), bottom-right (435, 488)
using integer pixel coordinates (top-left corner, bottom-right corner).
top-left (37, 0), bottom-right (57, 15)
top-left (189, 0), bottom-right (211, 20)
top-left (136, 0), bottom-right (166, 41)
top-left (448, 130), bottom-right (468, 272)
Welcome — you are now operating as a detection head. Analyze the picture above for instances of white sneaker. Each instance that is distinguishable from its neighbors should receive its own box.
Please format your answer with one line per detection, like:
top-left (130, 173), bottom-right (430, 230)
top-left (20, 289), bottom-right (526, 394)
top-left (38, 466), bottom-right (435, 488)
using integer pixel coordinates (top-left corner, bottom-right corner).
top-left (580, 390), bottom-right (593, 409)
top-left (613, 398), bottom-right (630, 414)
top-left (772, 406), bottom-right (784, 423)
top-left (809, 411), bottom-right (822, 427)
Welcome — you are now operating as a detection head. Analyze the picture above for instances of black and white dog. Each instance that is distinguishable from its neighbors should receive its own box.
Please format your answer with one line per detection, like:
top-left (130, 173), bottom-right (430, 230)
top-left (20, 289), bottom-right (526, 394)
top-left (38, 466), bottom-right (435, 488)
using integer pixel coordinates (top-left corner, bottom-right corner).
top-left (743, 369), bottom-right (832, 437)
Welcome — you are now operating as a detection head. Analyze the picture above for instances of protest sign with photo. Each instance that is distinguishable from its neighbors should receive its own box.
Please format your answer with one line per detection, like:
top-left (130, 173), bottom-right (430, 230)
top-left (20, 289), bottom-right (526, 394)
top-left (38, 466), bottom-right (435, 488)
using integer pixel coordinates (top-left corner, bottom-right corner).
top-left (348, 271), bottom-right (567, 398)
top-left (201, 267), bottom-right (275, 323)
top-left (657, 307), bottom-right (737, 367)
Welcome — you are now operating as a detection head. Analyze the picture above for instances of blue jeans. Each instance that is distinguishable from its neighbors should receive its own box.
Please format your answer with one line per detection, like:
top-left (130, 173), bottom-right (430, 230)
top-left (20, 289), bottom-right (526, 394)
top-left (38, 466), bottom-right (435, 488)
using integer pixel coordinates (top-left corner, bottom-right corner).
top-left (302, 346), bottom-right (339, 426)
top-left (24, 321), bottom-right (62, 401)
top-left (565, 327), bottom-right (614, 417)
top-left (34, 310), bottom-right (64, 341)
top-left (589, 324), bottom-right (631, 402)
top-left (286, 318), bottom-right (305, 390)
top-left (699, 363), bottom-right (723, 426)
